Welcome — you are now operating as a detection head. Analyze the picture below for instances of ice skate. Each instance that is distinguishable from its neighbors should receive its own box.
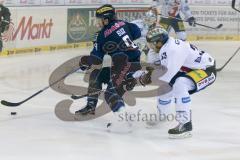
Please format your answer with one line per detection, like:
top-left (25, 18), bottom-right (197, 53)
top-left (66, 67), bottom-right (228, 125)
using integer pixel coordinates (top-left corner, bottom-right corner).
top-left (168, 121), bottom-right (192, 139)
top-left (75, 103), bottom-right (96, 116)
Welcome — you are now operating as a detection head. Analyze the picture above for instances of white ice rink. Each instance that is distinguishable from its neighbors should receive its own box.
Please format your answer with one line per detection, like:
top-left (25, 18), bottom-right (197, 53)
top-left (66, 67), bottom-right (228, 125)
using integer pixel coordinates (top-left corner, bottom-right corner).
top-left (0, 41), bottom-right (240, 160)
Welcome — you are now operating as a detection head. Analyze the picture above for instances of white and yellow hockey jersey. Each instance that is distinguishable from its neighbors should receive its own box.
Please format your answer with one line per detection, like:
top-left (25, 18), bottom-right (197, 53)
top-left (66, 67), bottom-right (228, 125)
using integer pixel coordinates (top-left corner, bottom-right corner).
top-left (152, 0), bottom-right (193, 19)
top-left (148, 37), bottom-right (215, 83)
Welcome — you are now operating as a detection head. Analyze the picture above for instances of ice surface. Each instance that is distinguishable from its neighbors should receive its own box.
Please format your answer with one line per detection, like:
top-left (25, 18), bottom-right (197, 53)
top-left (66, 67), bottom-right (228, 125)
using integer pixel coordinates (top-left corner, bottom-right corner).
top-left (0, 42), bottom-right (240, 160)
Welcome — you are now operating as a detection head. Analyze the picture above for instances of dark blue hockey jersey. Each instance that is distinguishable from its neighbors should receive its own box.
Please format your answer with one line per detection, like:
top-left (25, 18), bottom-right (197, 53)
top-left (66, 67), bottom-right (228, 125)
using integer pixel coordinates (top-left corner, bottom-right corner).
top-left (91, 20), bottom-right (141, 62)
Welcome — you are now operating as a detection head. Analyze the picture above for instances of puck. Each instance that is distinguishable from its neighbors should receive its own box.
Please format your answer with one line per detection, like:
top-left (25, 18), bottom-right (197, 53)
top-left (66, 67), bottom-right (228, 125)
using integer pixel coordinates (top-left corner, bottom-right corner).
top-left (10, 112), bottom-right (17, 115)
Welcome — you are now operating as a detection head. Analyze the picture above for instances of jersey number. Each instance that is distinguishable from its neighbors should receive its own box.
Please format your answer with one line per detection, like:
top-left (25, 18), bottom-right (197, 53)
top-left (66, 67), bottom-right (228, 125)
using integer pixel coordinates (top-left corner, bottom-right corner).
top-left (161, 52), bottom-right (167, 60)
top-left (190, 44), bottom-right (205, 63)
top-left (122, 35), bottom-right (138, 49)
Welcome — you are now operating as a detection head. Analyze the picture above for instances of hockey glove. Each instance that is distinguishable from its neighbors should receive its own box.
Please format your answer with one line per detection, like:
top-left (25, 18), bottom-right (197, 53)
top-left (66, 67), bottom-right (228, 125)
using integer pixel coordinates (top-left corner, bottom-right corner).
top-left (79, 56), bottom-right (91, 71)
top-left (79, 64), bottom-right (90, 71)
top-left (124, 73), bottom-right (137, 91)
top-left (139, 66), bottom-right (154, 86)
top-left (187, 17), bottom-right (196, 27)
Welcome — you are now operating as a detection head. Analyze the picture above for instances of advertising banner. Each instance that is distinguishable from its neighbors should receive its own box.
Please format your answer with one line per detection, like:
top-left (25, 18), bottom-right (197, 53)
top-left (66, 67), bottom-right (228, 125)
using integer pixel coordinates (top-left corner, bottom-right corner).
top-left (67, 8), bottom-right (146, 43)
top-left (4, 0), bottom-right (151, 6)
top-left (64, 0), bottom-right (86, 5)
top-left (186, 6), bottom-right (240, 40)
top-left (4, 0), bottom-right (238, 7)
top-left (3, 8), bottom-right (67, 49)
top-left (40, 0), bottom-right (65, 5)
top-left (67, 8), bottom-right (97, 43)
top-left (188, 0), bottom-right (231, 5)
top-left (1, 4), bottom-right (239, 56)
top-left (4, 0), bottom-right (18, 6)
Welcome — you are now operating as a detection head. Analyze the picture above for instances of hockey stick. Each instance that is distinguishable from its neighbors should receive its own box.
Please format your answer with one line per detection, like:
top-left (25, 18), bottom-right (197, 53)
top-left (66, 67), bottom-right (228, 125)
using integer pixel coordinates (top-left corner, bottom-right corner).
top-left (193, 23), bottom-right (223, 30)
top-left (70, 78), bottom-right (131, 100)
top-left (216, 47), bottom-right (240, 72)
top-left (71, 89), bottom-right (104, 100)
top-left (158, 14), bottom-right (223, 30)
top-left (70, 75), bottom-right (139, 100)
top-left (232, 0), bottom-right (240, 12)
top-left (1, 67), bottom-right (80, 107)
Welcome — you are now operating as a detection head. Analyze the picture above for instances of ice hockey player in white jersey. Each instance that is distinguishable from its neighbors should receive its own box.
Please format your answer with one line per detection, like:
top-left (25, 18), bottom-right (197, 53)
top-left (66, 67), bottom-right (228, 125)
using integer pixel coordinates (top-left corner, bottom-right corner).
top-left (131, 10), bottom-right (157, 56)
top-left (150, 0), bottom-right (196, 41)
top-left (140, 26), bottom-right (216, 138)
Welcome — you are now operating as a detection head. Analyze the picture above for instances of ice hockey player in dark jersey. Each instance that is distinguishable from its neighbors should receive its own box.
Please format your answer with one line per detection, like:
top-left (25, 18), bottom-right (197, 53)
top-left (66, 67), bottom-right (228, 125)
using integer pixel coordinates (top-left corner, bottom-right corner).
top-left (75, 4), bottom-right (142, 132)
top-left (0, 3), bottom-right (11, 52)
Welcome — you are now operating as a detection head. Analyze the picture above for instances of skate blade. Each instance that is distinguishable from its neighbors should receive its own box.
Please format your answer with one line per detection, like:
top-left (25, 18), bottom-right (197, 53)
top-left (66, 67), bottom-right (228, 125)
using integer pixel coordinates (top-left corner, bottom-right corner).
top-left (168, 131), bottom-right (192, 139)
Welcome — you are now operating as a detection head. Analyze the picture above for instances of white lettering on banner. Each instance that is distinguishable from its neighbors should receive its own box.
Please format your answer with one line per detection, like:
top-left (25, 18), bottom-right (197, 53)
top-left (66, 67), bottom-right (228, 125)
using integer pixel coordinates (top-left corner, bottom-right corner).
top-left (91, 0), bottom-right (107, 3)
top-left (3, 0), bottom-right (236, 6)
top-left (197, 73), bottom-right (216, 91)
top-left (89, 11), bottom-right (96, 27)
top-left (12, 16), bottom-right (54, 41)
top-left (188, 0), bottom-right (231, 5)
top-left (186, 6), bottom-right (240, 37)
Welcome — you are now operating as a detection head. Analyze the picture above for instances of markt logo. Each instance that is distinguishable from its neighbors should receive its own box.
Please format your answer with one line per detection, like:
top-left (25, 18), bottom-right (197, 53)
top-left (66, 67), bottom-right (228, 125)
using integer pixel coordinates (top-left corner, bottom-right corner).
top-left (2, 16), bottom-right (54, 42)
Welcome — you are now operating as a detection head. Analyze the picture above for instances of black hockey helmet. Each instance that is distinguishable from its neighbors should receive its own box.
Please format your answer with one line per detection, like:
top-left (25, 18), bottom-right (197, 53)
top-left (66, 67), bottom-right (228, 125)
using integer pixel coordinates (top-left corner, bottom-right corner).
top-left (96, 4), bottom-right (116, 21)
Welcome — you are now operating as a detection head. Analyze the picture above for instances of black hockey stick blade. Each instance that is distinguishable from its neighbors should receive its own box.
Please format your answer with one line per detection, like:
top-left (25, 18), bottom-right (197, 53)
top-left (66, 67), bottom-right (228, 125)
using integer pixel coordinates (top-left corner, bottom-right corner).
top-left (1, 100), bottom-right (22, 107)
top-left (71, 90), bottom-right (104, 100)
top-left (71, 94), bottom-right (86, 100)
top-left (195, 23), bottom-right (223, 30)
top-left (0, 89), bottom-right (45, 107)
top-left (216, 24), bottom-right (223, 29)
top-left (71, 93), bottom-right (96, 100)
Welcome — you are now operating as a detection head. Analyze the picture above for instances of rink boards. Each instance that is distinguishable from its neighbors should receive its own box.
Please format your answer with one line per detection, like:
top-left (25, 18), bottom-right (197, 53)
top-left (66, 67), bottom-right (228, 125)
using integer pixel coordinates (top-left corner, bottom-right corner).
top-left (0, 5), bottom-right (239, 56)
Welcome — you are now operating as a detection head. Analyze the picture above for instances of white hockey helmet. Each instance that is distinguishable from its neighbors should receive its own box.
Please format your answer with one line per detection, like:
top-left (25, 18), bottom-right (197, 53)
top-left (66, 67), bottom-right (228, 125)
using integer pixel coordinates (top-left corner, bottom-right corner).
top-left (144, 10), bottom-right (157, 26)
top-left (146, 26), bottom-right (169, 52)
